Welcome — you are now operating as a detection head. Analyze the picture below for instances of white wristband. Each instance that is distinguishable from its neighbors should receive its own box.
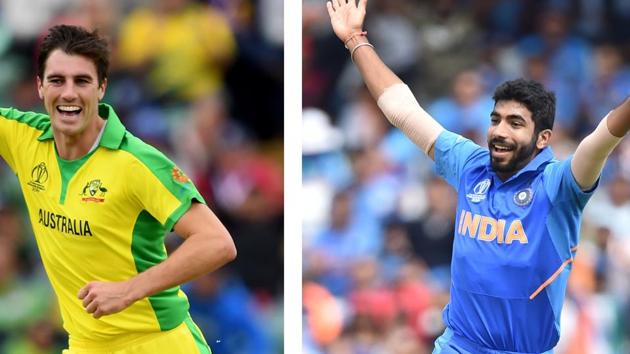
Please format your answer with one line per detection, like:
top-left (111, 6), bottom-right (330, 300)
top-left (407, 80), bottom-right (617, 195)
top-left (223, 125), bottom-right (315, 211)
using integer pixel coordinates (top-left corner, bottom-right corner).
top-left (377, 84), bottom-right (444, 154)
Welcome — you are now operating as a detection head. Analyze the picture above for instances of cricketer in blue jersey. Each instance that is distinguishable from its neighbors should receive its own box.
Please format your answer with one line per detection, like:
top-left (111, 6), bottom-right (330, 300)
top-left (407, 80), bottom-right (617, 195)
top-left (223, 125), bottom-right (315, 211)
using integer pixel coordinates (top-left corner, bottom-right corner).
top-left (327, 1), bottom-right (630, 353)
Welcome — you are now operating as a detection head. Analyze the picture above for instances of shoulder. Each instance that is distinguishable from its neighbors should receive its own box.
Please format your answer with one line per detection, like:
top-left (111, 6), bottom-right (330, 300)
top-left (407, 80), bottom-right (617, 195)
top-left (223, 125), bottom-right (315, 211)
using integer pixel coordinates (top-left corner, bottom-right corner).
top-left (542, 156), bottom-right (594, 204)
top-left (118, 132), bottom-right (175, 172)
top-left (435, 130), bottom-right (487, 161)
top-left (0, 107), bottom-right (50, 131)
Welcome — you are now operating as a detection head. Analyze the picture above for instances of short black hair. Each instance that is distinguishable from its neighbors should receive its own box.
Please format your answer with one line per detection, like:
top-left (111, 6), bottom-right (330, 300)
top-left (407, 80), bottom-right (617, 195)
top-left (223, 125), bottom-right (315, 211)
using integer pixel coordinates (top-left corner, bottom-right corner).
top-left (37, 25), bottom-right (110, 85)
top-left (492, 79), bottom-right (555, 133)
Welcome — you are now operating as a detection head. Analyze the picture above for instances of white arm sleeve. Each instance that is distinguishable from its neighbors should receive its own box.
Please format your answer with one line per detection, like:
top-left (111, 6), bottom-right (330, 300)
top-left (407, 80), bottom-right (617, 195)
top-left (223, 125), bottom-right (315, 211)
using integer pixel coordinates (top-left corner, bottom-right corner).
top-left (376, 83), bottom-right (445, 154)
top-left (572, 114), bottom-right (623, 189)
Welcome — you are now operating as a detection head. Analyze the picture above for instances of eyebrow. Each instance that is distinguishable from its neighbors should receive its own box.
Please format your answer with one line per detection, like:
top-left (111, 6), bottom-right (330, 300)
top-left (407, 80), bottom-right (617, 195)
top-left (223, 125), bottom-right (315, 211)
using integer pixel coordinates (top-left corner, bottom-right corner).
top-left (45, 73), bottom-right (94, 81)
top-left (490, 111), bottom-right (526, 122)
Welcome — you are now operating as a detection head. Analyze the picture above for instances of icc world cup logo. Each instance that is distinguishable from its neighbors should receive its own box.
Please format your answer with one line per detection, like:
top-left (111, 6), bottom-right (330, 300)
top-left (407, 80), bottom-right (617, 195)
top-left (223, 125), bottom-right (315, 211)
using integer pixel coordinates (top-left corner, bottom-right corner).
top-left (31, 162), bottom-right (48, 183)
top-left (28, 162), bottom-right (48, 192)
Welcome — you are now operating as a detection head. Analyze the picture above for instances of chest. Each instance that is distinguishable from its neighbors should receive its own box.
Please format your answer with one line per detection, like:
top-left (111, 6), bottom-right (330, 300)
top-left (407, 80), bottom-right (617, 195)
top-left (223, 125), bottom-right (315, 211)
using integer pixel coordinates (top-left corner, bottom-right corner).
top-left (453, 172), bottom-right (552, 265)
top-left (16, 144), bottom-right (137, 235)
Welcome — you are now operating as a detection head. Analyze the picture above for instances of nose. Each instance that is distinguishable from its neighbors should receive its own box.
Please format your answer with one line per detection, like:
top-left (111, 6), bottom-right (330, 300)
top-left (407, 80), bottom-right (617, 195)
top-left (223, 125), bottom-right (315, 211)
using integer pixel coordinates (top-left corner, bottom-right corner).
top-left (60, 82), bottom-right (78, 101)
top-left (490, 120), bottom-right (509, 141)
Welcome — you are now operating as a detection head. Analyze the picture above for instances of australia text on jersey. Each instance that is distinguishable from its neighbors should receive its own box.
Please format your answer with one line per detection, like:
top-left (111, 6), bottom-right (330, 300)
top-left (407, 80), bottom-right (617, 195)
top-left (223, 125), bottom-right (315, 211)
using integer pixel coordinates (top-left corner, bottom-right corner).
top-left (38, 208), bottom-right (92, 237)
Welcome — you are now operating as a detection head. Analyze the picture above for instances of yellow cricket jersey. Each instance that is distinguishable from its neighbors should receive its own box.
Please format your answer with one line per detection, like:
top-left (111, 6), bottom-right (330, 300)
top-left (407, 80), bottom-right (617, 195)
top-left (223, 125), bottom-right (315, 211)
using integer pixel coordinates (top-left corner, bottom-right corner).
top-left (0, 103), bottom-right (205, 343)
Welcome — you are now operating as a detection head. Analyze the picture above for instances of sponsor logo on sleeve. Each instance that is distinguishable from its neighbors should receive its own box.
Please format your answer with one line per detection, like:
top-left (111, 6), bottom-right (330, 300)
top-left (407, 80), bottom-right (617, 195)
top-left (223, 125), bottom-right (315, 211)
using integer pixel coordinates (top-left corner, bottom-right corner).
top-left (172, 166), bottom-right (190, 183)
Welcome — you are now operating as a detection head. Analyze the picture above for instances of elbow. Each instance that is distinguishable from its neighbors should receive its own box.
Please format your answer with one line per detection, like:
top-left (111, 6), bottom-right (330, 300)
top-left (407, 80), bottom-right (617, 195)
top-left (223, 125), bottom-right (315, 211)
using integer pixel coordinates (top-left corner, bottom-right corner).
top-left (225, 234), bottom-right (237, 263)
top-left (219, 230), bottom-right (237, 264)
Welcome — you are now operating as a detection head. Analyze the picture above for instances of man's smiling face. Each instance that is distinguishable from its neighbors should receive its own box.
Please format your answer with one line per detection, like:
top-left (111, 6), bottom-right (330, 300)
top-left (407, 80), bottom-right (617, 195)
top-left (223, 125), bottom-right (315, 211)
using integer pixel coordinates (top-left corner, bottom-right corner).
top-left (487, 100), bottom-right (540, 178)
top-left (37, 49), bottom-right (106, 138)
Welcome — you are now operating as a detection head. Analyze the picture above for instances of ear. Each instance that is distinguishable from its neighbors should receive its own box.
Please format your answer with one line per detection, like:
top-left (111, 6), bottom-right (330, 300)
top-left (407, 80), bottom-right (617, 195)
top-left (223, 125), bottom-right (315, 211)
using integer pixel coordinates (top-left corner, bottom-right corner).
top-left (536, 129), bottom-right (552, 149)
top-left (36, 76), bottom-right (43, 100)
top-left (98, 78), bottom-right (107, 101)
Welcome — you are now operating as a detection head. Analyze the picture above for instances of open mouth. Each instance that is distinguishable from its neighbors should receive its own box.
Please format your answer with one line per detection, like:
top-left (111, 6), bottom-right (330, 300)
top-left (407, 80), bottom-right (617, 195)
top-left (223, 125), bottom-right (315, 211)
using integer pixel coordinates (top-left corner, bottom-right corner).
top-left (56, 105), bottom-right (82, 117)
top-left (491, 143), bottom-right (514, 157)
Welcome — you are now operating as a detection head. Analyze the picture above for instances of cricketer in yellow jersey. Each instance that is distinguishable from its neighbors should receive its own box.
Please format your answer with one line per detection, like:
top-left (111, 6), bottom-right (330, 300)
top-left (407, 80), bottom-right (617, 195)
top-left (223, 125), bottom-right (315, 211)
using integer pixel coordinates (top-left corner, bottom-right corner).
top-left (0, 25), bottom-right (236, 353)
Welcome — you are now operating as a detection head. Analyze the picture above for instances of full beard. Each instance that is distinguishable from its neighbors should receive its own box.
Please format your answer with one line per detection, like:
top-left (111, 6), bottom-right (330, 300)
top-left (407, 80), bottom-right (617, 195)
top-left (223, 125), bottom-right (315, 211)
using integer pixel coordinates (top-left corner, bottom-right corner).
top-left (490, 134), bottom-right (539, 174)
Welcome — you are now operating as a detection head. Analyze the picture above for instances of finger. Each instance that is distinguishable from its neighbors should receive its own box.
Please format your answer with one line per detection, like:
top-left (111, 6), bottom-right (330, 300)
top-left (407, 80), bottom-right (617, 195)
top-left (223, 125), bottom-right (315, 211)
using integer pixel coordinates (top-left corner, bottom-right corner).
top-left (82, 292), bottom-right (95, 308)
top-left (86, 301), bottom-right (98, 314)
top-left (77, 284), bottom-right (90, 299)
top-left (326, 1), bottom-right (334, 15)
top-left (335, 0), bottom-right (343, 9)
top-left (358, 0), bottom-right (367, 11)
top-left (93, 308), bottom-right (105, 319)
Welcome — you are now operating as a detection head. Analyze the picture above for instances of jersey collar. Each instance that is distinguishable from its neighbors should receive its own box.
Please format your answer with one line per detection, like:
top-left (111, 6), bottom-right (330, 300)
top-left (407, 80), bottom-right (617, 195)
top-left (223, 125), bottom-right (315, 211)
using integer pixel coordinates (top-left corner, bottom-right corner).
top-left (37, 103), bottom-right (126, 150)
top-left (486, 146), bottom-right (555, 182)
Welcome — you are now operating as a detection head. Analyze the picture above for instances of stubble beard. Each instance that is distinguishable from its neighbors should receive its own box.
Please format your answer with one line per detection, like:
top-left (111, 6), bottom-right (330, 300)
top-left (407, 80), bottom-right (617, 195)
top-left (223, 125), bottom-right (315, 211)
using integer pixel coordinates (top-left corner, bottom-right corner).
top-left (490, 133), bottom-right (539, 174)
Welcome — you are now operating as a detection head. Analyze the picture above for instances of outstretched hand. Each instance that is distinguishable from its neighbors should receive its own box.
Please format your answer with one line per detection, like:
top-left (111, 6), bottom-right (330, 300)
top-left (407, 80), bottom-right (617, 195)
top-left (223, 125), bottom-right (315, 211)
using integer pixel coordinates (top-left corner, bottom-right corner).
top-left (326, 0), bottom-right (368, 43)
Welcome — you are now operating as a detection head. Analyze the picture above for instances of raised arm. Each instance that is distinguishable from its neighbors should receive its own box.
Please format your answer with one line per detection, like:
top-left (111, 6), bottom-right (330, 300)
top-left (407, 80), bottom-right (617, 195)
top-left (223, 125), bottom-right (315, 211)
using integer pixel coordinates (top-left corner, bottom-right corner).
top-left (326, 0), bottom-right (444, 159)
top-left (572, 98), bottom-right (630, 190)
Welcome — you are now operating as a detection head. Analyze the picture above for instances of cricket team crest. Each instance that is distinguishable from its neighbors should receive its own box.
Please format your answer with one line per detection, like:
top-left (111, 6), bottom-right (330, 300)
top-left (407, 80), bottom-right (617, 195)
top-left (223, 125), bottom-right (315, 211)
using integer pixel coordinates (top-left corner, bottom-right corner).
top-left (28, 162), bottom-right (48, 192)
top-left (513, 187), bottom-right (533, 206)
top-left (81, 179), bottom-right (108, 203)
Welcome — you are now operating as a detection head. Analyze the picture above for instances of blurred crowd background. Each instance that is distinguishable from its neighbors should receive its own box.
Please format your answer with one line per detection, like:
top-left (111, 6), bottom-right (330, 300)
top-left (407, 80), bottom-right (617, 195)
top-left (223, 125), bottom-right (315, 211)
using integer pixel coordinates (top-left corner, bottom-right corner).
top-left (0, 0), bottom-right (283, 353)
top-left (303, 0), bottom-right (630, 353)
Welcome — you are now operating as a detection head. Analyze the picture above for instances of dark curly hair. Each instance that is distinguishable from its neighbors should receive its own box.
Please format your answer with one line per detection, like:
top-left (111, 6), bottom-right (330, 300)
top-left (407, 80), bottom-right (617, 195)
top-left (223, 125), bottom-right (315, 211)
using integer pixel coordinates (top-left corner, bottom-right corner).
top-left (492, 79), bottom-right (555, 134)
top-left (37, 25), bottom-right (110, 85)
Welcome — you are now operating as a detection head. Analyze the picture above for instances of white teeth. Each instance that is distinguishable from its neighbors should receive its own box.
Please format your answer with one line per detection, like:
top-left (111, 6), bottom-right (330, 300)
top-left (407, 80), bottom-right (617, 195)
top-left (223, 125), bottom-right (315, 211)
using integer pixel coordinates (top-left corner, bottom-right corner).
top-left (58, 105), bottom-right (81, 112)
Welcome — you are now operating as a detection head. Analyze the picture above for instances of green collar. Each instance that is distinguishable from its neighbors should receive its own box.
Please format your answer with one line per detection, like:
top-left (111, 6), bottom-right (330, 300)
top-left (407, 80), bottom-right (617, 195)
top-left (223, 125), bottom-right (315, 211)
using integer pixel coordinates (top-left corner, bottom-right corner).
top-left (37, 103), bottom-right (126, 149)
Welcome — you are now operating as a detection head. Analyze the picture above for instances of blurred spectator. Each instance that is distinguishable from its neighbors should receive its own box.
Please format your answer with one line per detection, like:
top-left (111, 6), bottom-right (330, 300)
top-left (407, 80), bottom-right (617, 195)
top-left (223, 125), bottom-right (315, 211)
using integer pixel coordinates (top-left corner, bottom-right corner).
top-left (517, 9), bottom-right (592, 86)
top-left (210, 134), bottom-right (283, 298)
top-left (427, 69), bottom-right (494, 144)
top-left (415, 0), bottom-right (482, 97)
top-left (579, 43), bottom-right (630, 134)
top-left (367, 0), bottom-right (422, 83)
top-left (186, 271), bottom-right (277, 354)
top-left (302, 108), bottom-right (353, 242)
top-left (406, 176), bottom-right (456, 286)
top-left (302, 108), bottom-right (352, 191)
top-left (117, 0), bottom-right (236, 103)
top-left (306, 190), bottom-right (372, 296)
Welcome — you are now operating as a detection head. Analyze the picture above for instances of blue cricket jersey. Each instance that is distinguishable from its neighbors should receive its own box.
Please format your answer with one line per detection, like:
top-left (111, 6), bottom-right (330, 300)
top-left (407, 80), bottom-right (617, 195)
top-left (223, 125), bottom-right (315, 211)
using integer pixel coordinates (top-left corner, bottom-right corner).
top-left (433, 131), bottom-right (596, 353)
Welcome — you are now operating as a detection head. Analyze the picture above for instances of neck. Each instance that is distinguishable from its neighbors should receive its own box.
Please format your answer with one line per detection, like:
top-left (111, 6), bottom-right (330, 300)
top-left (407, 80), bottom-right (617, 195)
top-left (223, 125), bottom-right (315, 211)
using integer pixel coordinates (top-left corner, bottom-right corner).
top-left (495, 170), bottom-right (514, 181)
top-left (54, 117), bottom-right (105, 160)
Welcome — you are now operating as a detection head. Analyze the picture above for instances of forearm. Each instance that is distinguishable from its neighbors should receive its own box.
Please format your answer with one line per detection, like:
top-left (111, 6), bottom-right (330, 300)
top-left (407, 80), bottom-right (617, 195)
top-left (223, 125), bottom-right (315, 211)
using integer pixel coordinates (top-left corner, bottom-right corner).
top-left (78, 203), bottom-right (236, 318)
top-left (572, 115), bottom-right (624, 189)
top-left (572, 98), bottom-right (630, 189)
top-left (127, 232), bottom-right (236, 302)
top-left (346, 35), bottom-right (402, 98)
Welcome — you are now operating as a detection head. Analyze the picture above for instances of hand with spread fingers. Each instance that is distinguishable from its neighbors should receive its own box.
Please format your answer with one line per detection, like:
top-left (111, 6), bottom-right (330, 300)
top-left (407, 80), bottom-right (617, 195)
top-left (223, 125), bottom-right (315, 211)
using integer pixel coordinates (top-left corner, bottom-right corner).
top-left (78, 281), bottom-right (137, 319)
top-left (326, 0), bottom-right (368, 43)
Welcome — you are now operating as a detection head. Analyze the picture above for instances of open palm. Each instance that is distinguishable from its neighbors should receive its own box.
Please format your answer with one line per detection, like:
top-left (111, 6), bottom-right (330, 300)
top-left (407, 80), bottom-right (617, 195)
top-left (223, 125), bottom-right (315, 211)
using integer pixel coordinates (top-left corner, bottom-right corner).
top-left (326, 0), bottom-right (368, 42)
